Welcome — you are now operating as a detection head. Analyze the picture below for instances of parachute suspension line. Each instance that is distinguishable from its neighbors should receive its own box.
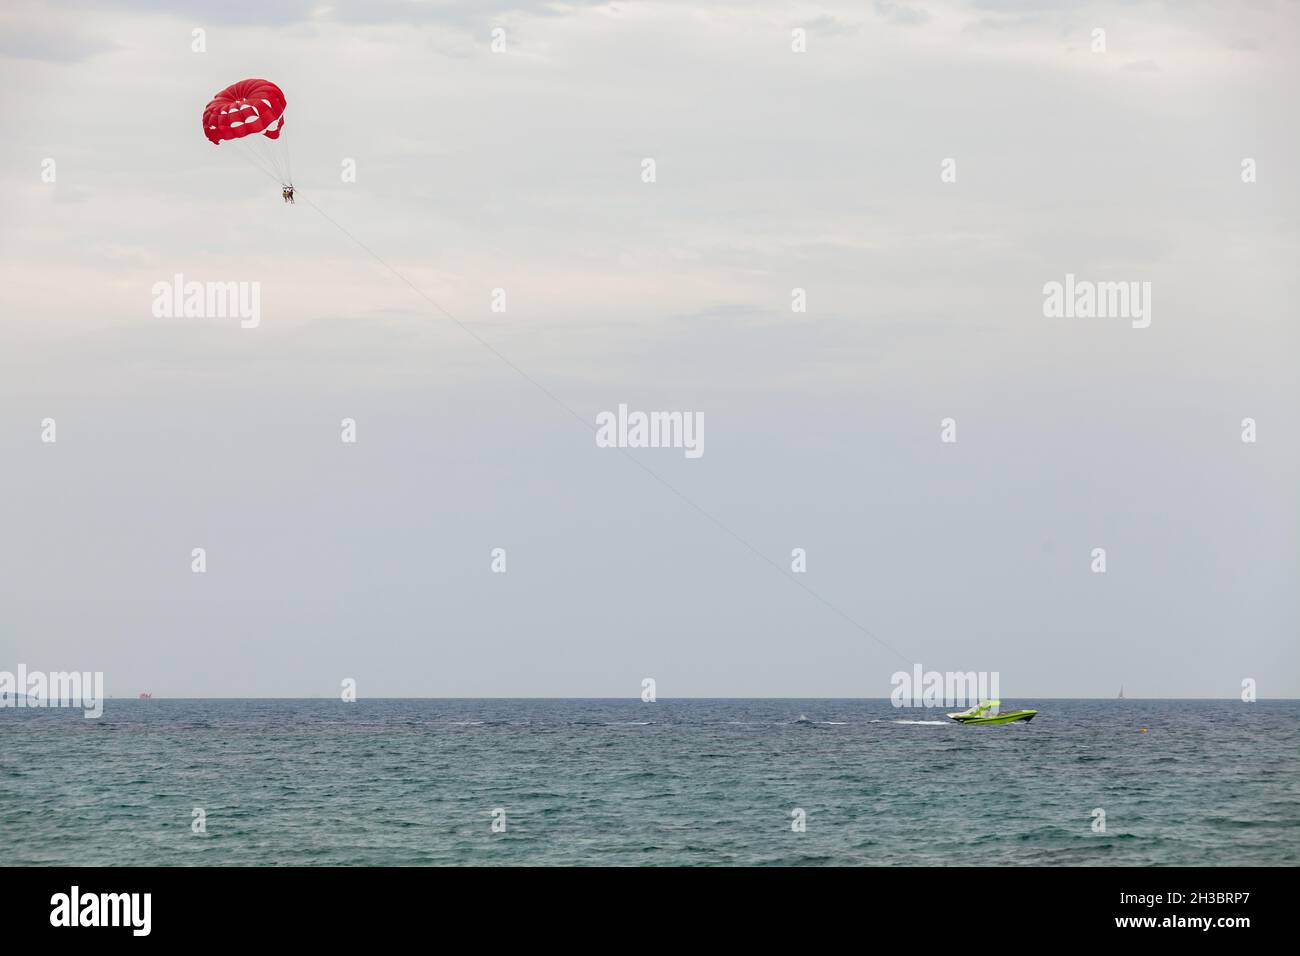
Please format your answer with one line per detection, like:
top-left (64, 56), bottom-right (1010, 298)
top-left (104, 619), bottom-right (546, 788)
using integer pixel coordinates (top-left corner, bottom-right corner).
top-left (267, 133), bottom-right (290, 184)
top-left (230, 140), bottom-right (282, 186)
top-left (281, 134), bottom-right (293, 186)
top-left (224, 129), bottom-right (288, 185)
top-left (293, 188), bottom-right (914, 668)
top-left (249, 133), bottom-right (288, 185)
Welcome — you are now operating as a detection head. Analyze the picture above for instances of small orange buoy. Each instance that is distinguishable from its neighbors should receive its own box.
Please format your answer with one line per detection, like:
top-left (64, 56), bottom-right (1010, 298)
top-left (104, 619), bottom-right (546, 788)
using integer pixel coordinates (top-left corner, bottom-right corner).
top-left (1140, 727), bottom-right (1148, 733)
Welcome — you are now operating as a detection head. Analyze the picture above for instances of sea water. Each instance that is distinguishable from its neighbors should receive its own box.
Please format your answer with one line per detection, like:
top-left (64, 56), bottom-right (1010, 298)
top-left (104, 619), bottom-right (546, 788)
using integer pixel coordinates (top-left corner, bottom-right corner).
top-left (2, 698), bottom-right (1295, 866)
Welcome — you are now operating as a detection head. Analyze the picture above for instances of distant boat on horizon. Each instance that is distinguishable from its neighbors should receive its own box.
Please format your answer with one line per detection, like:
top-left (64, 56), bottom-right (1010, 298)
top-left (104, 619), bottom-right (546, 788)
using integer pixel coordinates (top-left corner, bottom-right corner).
top-left (1118, 685), bottom-right (1124, 699)
top-left (138, 692), bottom-right (153, 700)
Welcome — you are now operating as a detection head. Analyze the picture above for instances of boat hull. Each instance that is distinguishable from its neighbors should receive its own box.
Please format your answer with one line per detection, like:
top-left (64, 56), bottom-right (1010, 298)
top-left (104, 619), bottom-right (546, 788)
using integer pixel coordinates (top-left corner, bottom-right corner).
top-left (949, 710), bottom-right (1037, 725)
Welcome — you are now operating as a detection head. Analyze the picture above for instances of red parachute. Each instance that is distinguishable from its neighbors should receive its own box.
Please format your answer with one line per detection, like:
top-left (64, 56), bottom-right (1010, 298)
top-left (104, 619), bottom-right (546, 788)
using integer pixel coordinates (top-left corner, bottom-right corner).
top-left (202, 78), bottom-right (286, 144)
top-left (202, 78), bottom-right (292, 189)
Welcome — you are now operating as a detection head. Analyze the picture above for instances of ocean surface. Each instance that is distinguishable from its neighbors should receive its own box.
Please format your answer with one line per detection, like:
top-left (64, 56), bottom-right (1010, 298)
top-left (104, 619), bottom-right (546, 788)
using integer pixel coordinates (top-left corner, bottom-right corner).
top-left (2, 699), bottom-right (1296, 866)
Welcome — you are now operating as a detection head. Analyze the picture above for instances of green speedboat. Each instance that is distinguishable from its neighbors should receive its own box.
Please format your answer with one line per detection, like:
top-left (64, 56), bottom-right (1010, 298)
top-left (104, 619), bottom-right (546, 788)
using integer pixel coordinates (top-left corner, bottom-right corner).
top-left (946, 700), bottom-right (1037, 725)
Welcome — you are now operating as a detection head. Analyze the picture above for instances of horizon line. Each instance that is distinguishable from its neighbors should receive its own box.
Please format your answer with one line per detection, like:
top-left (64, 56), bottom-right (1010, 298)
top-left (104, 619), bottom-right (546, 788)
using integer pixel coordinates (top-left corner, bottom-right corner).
top-left (27, 695), bottom-right (1290, 702)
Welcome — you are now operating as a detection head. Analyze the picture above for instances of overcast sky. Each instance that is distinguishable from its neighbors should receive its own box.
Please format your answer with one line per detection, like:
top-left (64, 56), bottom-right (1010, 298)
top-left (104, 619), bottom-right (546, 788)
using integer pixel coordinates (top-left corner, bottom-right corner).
top-left (0, 0), bottom-right (1296, 698)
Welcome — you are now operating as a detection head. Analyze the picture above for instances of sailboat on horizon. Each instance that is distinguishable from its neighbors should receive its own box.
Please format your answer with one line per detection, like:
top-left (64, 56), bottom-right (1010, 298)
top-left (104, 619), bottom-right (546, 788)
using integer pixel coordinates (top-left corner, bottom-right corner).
top-left (1117, 685), bottom-right (1124, 699)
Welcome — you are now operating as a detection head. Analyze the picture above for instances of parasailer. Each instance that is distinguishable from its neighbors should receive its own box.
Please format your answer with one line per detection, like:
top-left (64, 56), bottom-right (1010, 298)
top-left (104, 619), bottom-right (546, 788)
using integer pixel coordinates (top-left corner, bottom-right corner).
top-left (202, 78), bottom-right (293, 200)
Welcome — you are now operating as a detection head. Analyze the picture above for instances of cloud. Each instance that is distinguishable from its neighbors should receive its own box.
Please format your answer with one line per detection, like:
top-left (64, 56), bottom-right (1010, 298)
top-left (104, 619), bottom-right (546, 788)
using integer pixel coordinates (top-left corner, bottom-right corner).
top-left (79, 0), bottom-right (605, 28)
top-left (802, 15), bottom-right (862, 37)
top-left (0, 0), bottom-right (1297, 695)
top-left (874, 1), bottom-right (930, 26)
top-left (0, 9), bottom-right (117, 62)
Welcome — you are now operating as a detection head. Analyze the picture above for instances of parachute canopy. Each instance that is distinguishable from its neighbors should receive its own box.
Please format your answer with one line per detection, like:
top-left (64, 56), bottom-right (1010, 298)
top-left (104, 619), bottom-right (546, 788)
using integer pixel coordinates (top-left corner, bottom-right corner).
top-left (202, 78), bottom-right (286, 144)
top-left (202, 78), bottom-right (292, 187)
